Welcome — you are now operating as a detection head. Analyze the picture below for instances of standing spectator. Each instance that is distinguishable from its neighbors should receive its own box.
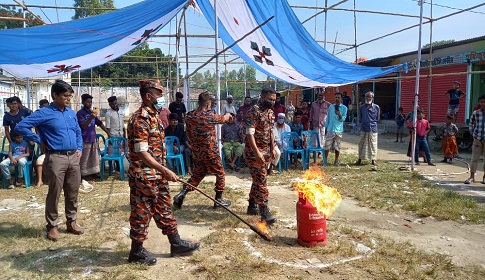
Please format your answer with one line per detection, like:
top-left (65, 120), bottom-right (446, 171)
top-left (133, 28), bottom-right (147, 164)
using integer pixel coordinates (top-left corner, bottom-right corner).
top-left (272, 92), bottom-right (286, 122)
top-left (77, 94), bottom-right (110, 182)
top-left (221, 95), bottom-right (237, 116)
top-left (173, 92), bottom-right (232, 210)
top-left (158, 106), bottom-right (170, 129)
top-left (221, 113), bottom-right (243, 171)
top-left (395, 107), bottom-right (406, 143)
top-left (34, 99), bottom-right (50, 189)
top-left (407, 108), bottom-right (436, 166)
top-left (465, 94), bottom-right (485, 184)
top-left (244, 88), bottom-right (277, 224)
top-left (341, 91), bottom-right (351, 108)
top-left (445, 81), bottom-right (465, 121)
top-left (164, 113), bottom-right (193, 176)
top-left (210, 95), bottom-right (217, 113)
top-left (288, 111), bottom-right (304, 136)
top-left (440, 115), bottom-right (459, 163)
top-left (354, 91), bottom-right (380, 166)
top-left (310, 89), bottom-right (331, 149)
top-left (169, 92), bottom-right (187, 123)
top-left (3, 96), bottom-right (31, 143)
top-left (324, 93), bottom-right (347, 166)
top-left (105, 96), bottom-right (126, 138)
top-left (0, 132), bottom-right (29, 189)
top-left (127, 79), bottom-right (199, 264)
top-left (238, 96), bottom-right (253, 119)
top-left (286, 101), bottom-right (295, 122)
top-left (15, 79), bottom-right (84, 242)
top-left (300, 100), bottom-right (310, 130)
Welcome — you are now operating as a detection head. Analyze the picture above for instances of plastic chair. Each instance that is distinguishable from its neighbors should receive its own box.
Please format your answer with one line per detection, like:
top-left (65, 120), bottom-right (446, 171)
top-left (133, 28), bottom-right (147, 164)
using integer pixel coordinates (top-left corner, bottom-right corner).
top-left (221, 150), bottom-right (241, 170)
top-left (96, 134), bottom-right (107, 157)
top-left (301, 130), bottom-right (326, 167)
top-left (164, 136), bottom-right (186, 177)
top-left (1, 159), bottom-right (33, 189)
top-left (0, 136), bottom-right (8, 161)
top-left (280, 132), bottom-right (307, 170)
top-left (100, 136), bottom-right (127, 181)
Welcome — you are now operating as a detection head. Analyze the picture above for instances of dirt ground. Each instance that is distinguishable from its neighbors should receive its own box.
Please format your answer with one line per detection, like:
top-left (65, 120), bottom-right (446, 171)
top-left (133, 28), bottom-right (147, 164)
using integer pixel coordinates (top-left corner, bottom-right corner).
top-left (1, 132), bottom-right (484, 279)
top-left (201, 133), bottom-right (485, 269)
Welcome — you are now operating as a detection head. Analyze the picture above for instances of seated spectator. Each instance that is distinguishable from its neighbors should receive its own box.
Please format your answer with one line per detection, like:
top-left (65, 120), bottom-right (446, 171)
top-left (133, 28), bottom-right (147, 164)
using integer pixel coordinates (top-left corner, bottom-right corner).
top-left (0, 132), bottom-right (29, 189)
top-left (289, 111), bottom-right (304, 136)
top-left (33, 99), bottom-right (50, 188)
top-left (221, 113), bottom-right (243, 171)
top-left (164, 113), bottom-right (193, 175)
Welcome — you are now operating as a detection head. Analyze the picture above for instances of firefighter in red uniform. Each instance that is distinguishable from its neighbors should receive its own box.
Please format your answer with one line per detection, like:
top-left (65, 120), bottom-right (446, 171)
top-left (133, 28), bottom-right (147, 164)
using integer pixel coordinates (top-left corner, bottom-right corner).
top-left (127, 79), bottom-right (199, 265)
top-left (245, 88), bottom-right (278, 225)
top-left (173, 91), bottom-right (232, 209)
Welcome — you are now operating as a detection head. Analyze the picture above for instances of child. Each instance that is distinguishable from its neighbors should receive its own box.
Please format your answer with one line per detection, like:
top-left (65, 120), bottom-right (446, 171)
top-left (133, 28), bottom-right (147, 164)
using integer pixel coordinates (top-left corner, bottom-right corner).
top-left (0, 132), bottom-right (30, 189)
top-left (407, 108), bottom-right (435, 166)
top-left (395, 107), bottom-right (406, 143)
top-left (440, 115), bottom-right (459, 163)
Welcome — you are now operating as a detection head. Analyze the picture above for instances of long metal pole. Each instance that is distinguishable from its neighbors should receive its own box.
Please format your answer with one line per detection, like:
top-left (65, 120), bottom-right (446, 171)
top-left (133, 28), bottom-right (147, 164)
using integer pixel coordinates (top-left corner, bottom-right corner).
top-left (427, 0), bottom-right (433, 122)
top-left (183, 9), bottom-right (190, 110)
top-left (215, 0), bottom-right (222, 157)
top-left (411, 1), bottom-right (425, 171)
top-left (324, 0), bottom-right (328, 50)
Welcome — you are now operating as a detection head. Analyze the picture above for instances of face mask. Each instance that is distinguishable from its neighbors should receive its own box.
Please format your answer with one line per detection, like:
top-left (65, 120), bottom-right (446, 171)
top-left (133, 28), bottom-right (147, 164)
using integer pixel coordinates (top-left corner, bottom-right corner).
top-left (262, 100), bottom-right (275, 109)
top-left (152, 95), bottom-right (165, 111)
top-left (277, 118), bottom-right (284, 124)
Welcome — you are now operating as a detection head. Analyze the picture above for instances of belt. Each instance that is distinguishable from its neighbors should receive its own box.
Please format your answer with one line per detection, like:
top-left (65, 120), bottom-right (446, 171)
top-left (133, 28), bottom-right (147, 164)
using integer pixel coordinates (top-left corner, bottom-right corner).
top-left (47, 150), bottom-right (77, 156)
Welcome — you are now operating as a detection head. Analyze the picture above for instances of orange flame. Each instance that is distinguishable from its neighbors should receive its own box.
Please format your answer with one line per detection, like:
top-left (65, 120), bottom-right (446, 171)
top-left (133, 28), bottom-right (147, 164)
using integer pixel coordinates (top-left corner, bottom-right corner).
top-left (293, 166), bottom-right (342, 217)
top-left (255, 221), bottom-right (271, 237)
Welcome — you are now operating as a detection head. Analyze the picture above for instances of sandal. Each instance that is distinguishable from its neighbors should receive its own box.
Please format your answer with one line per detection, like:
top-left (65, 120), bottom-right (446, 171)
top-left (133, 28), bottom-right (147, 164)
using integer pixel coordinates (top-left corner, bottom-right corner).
top-left (464, 178), bottom-right (474, 184)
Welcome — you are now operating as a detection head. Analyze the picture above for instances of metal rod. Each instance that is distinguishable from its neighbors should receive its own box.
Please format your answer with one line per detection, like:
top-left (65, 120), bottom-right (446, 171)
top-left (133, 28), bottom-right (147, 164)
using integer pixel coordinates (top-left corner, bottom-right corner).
top-left (176, 178), bottom-right (272, 241)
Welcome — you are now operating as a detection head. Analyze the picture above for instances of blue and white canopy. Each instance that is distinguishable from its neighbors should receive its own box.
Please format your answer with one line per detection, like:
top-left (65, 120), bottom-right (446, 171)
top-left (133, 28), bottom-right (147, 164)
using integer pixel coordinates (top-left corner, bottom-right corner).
top-left (197, 0), bottom-right (406, 87)
top-left (0, 0), bottom-right (188, 78)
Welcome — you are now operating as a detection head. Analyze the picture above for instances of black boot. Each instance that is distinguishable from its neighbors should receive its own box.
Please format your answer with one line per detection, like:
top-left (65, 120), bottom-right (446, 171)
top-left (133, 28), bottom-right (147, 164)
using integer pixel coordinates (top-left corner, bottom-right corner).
top-left (246, 198), bottom-right (259, 215)
top-left (213, 191), bottom-right (231, 209)
top-left (168, 231), bottom-right (200, 257)
top-left (260, 205), bottom-right (277, 225)
top-left (128, 240), bottom-right (157, 265)
top-left (173, 186), bottom-right (189, 210)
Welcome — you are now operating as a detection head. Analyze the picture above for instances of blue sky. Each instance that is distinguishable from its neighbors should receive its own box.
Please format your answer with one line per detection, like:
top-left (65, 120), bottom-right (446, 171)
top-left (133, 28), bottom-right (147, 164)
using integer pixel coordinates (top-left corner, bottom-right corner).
top-left (4, 0), bottom-right (485, 79)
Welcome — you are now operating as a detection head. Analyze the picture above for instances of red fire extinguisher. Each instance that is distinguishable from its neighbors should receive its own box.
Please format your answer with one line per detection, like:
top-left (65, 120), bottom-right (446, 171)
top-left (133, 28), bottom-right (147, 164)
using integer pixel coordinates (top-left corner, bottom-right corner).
top-left (296, 192), bottom-right (327, 247)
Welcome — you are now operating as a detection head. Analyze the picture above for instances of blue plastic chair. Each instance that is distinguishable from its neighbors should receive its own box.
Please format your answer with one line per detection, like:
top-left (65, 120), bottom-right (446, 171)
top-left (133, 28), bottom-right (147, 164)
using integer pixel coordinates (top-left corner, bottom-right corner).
top-left (164, 136), bottom-right (186, 177)
top-left (1, 156), bottom-right (33, 189)
top-left (280, 132), bottom-right (307, 170)
top-left (0, 136), bottom-right (9, 161)
top-left (221, 150), bottom-right (241, 170)
top-left (96, 134), bottom-right (107, 157)
top-left (301, 130), bottom-right (326, 166)
top-left (100, 136), bottom-right (126, 181)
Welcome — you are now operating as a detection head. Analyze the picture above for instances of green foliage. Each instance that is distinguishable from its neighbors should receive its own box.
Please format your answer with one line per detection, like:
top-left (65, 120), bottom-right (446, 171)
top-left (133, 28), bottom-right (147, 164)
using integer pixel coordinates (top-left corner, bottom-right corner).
top-left (72, 43), bottom-right (177, 87)
top-left (72, 0), bottom-right (115, 20)
top-left (0, 5), bottom-right (43, 29)
top-left (423, 39), bottom-right (456, 49)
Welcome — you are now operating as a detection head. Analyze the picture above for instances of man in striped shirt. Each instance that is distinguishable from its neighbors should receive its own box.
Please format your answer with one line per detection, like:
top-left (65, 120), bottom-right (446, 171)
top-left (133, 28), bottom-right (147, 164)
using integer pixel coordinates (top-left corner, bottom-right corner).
top-left (465, 94), bottom-right (485, 184)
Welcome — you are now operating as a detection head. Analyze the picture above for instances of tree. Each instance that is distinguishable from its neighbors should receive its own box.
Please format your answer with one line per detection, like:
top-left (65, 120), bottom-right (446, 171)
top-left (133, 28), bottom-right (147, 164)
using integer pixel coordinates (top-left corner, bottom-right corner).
top-left (72, 0), bottom-right (115, 20)
top-left (0, 6), bottom-right (43, 29)
top-left (423, 40), bottom-right (455, 49)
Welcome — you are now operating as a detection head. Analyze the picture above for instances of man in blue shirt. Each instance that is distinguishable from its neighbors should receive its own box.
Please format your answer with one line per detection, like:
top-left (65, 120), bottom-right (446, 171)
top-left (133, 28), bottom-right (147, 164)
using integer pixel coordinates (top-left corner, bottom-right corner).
top-left (354, 91), bottom-right (380, 166)
top-left (325, 93), bottom-right (348, 166)
top-left (3, 96), bottom-right (31, 143)
top-left (15, 80), bottom-right (84, 242)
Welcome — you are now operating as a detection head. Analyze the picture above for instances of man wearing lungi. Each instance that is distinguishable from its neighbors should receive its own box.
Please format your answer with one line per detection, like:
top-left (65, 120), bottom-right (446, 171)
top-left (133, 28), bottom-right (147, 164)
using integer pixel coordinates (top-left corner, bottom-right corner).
top-left (355, 91), bottom-right (380, 166)
top-left (77, 94), bottom-right (110, 181)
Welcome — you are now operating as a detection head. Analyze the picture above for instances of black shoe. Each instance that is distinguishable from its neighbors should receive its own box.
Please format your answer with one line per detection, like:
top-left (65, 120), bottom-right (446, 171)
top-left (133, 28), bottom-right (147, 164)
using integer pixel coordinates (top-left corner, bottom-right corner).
top-left (246, 198), bottom-right (259, 215)
top-left (173, 186), bottom-right (189, 210)
top-left (260, 205), bottom-right (277, 225)
top-left (128, 241), bottom-right (157, 265)
top-left (213, 191), bottom-right (231, 209)
top-left (440, 158), bottom-right (448, 163)
top-left (168, 231), bottom-right (200, 257)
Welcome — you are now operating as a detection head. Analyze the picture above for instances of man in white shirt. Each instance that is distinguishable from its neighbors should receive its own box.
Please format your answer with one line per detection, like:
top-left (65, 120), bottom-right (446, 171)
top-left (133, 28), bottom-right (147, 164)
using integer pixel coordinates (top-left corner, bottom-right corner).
top-left (221, 95), bottom-right (237, 116)
top-left (105, 96), bottom-right (126, 138)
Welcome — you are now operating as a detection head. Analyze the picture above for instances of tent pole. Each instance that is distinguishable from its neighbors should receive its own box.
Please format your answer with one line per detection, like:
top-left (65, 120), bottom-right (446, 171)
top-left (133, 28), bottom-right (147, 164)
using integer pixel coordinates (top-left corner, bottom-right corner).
top-left (411, 0), bottom-right (425, 171)
top-left (183, 7), bottom-right (190, 111)
top-left (324, 0), bottom-right (327, 50)
top-left (427, 0), bottom-right (433, 123)
top-left (215, 0), bottom-right (223, 158)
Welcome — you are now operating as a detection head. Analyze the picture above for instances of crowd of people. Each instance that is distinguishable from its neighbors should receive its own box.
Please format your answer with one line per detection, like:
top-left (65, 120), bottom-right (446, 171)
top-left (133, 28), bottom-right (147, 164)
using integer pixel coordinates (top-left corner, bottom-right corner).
top-left (4, 77), bottom-right (485, 266)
